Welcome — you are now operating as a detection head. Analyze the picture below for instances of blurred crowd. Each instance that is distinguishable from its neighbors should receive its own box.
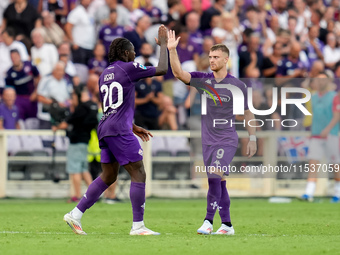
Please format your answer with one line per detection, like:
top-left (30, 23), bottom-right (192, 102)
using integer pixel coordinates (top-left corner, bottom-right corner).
top-left (0, 0), bottom-right (340, 133)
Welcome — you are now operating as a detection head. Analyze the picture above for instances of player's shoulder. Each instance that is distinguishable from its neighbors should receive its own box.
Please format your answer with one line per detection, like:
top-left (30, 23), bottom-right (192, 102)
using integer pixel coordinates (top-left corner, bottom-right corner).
top-left (190, 71), bottom-right (213, 79)
top-left (225, 74), bottom-right (248, 89)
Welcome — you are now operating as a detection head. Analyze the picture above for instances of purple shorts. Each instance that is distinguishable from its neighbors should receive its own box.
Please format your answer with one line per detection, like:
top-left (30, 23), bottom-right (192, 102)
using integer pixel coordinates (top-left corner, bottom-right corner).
top-left (99, 133), bottom-right (143, 165)
top-left (202, 144), bottom-right (237, 176)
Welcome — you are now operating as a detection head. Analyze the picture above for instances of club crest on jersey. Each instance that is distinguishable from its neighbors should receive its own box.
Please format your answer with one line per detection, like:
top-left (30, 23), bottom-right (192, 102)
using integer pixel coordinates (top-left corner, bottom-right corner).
top-left (139, 64), bottom-right (147, 70)
top-left (138, 148), bottom-right (143, 156)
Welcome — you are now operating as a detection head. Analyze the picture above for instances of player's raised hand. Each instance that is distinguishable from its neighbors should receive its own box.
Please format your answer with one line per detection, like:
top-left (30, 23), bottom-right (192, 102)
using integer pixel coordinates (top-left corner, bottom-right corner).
top-left (247, 141), bottom-right (257, 158)
top-left (167, 30), bottom-right (180, 51)
top-left (133, 124), bottom-right (153, 142)
top-left (155, 25), bottom-right (168, 46)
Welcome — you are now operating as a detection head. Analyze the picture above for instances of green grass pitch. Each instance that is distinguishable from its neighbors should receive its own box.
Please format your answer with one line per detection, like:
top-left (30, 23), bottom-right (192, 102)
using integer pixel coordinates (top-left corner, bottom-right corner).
top-left (0, 198), bottom-right (339, 255)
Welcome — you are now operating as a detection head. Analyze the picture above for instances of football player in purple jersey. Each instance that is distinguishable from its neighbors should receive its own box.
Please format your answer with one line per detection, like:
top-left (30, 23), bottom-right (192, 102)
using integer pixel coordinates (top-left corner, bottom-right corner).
top-left (64, 25), bottom-right (168, 236)
top-left (168, 30), bottom-right (257, 235)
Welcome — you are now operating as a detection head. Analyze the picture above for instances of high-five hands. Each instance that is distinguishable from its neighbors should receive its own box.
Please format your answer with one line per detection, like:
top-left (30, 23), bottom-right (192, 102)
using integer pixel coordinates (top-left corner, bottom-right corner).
top-left (155, 25), bottom-right (168, 46)
top-left (167, 30), bottom-right (181, 51)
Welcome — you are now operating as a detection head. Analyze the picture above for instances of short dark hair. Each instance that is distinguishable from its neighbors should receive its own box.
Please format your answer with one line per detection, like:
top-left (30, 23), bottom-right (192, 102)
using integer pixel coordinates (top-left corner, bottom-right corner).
top-left (10, 49), bottom-right (20, 54)
top-left (108, 38), bottom-right (133, 63)
top-left (210, 44), bottom-right (230, 57)
top-left (2, 27), bottom-right (16, 38)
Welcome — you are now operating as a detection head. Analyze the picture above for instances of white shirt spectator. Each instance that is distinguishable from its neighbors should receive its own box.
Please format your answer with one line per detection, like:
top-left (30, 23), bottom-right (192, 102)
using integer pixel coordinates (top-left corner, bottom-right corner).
top-left (67, 4), bottom-right (96, 50)
top-left (66, 60), bottom-right (77, 77)
top-left (0, 0), bottom-right (10, 27)
top-left (134, 56), bottom-right (158, 67)
top-left (31, 43), bottom-right (59, 77)
top-left (323, 45), bottom-right (340, 64)
top-left (0, 42), bottom-right (11, 89)
top-left (37, 75), bottom-right (71, 121)
top-left (8, 41), bottom-right (29, 61)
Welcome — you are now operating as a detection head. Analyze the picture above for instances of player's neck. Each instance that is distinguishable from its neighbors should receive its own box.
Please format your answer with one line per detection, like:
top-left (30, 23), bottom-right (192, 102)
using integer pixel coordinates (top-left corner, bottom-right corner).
top-left (213, 69), bottom-right (228, 81)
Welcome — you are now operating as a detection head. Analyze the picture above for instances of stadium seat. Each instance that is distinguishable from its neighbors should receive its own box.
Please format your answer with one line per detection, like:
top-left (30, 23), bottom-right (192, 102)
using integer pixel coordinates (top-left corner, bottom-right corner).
top-left (151, 136), bottom-right (166, 155)
top-left (24, 118), bottom-right (40, 129)
top-left (7, 135), bottom-right (22, 155)
top-left (74, 64), bottom-right (89, 84)
top-left (172, 162), bottom-right (191, 180)
top-left (152, 162), bottom-right (173, 180)
top-left (21, 135), bottom-right (44, 151)
top-left (8, 151), bottom-right (34, 180)
top-left (164, 136), bottom-right (190, 156)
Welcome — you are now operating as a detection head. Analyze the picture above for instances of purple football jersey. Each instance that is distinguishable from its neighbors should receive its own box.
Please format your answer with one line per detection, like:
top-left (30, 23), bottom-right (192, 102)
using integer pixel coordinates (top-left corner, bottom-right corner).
top-left (189, 72), bottom-right (248, 147)
top-left (97, 61), bottom-right (156, 139)
top-left (98, 25), bottom-right (125, 54)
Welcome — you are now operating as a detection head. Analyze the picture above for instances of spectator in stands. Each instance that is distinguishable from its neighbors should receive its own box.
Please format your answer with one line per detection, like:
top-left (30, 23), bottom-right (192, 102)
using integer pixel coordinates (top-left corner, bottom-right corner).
top-left (94, 0), bottom-right (117, 28)
top-left (0, 33), bottom-right (11, 94)
top-left (37, 61), bottom-right (72, 129)
top-left (276, 41), bottom-right (307, 82)
top-left (52, 85), bottom-right (98, 202)
top-left (163, 0), bottom-right (181, 26)
top-left (41, 10), bottom-right (65, 46)
top-left (1, 27), bottom-right (29, 61)
top-left (135, 63), bottom-right (178, 130)
top-left (241, 6), bottom-right (267, 41)
top-left (197, 36), bottom-right (214, 72)
top-left (323, 32), bottom-right (340, 71)
top-left (212, 12), bottom-right (241, 77)
top-left (263, 15), bottom-right (283, 57)
top-left (0, 0), bottom-right (10, 29)
top-left (123, 15), bottom-right (151, 57)
top-left (1, 0), bottom-right (42, 40)
top-left (88, 43), bottom-right (108, 76)
top-left (0, 87), bottom-right (20, 129)
top-left (86, 73), bottom-right (100, 102)
top-left (5, 49), bottom-right (40, 120)
top-left (134, 42), bottom-right (158, 67)
top-left (293, 0), bottom-right (311, 34)
top-left (185, 11), bottom-right (203, 49)
top-left (263, 42), bottom-right (283, 78)
top-left (64, 0), bottom-right (95, 65)
top-left (31, 28), bottom-right (59, 77)
top-left (141, 0), bottom-right (163, 24)
top-left (239, 33), bottom-right (264, 78)
top-left (98, 8), bottom-right (125, 55)
top-left (37, 0), bottom-right (68, 25)
top-left (304, 25), bottom-right (325, 68)
top-left (310, 9), bottom-right (328, 44)
top-left (57, 41), bottom-right (77, 79)
top-left (176, 26), bottom-right (200, 65)
top-left (200, 0), bottom-right (226, 31)
top-left (203, 14), bottom-right (221, 37)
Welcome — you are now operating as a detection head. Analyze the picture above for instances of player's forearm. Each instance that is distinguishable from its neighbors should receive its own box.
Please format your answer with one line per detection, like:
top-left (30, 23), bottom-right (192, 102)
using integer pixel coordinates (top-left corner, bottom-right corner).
top-left (155, 43), bottom-right (168, 76)
top-left (244, 110), bottom-right (256, 136)
top-left (169, 49), bottom-right (190, 84)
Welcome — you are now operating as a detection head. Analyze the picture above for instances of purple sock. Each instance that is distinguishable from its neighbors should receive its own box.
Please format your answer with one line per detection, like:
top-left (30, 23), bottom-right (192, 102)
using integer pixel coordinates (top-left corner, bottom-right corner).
top-left (219, 180), bottom-right (231, 222)
top-left (77, 177), bottom-right (108, 213)
top-left (205, 177), bottom-right (222, 222)
top-left (130, 182), bottom-right (146, 222)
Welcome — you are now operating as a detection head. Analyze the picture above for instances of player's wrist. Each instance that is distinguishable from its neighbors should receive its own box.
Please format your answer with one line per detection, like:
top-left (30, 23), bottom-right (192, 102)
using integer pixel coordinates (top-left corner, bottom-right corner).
top-left (249, 135), bottom-right (257, 142)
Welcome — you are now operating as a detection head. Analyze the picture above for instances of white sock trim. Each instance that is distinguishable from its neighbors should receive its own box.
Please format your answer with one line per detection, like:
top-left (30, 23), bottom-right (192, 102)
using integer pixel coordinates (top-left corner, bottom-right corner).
top-left (132, 221), bottom-right (144, 229)
top-left (71, 207), bottom-right (83, 220)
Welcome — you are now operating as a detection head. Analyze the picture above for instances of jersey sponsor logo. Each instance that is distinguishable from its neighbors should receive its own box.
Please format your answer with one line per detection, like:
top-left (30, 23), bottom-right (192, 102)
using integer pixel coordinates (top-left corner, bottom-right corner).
top-left (104, 73), bottom-right (114, 82)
